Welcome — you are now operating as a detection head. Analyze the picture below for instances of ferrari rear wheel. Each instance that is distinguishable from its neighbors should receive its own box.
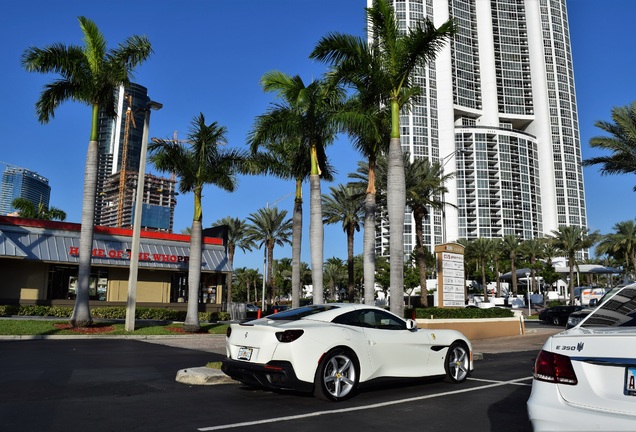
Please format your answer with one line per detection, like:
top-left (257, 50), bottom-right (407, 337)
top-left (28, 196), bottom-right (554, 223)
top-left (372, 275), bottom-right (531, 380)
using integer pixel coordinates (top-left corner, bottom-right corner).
top-left (314, 348), bottom-right (359, 401)
top-left (444, 342), bottom-right (470, 383)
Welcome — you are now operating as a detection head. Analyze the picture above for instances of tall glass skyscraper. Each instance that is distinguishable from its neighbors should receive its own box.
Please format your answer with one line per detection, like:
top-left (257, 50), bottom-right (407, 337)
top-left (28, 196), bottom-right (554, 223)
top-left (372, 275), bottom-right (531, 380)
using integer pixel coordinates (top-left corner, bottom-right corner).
top-left (376, 0), bottom-right (587, 258)
top-left (0, 165), bottom-right (51, 216)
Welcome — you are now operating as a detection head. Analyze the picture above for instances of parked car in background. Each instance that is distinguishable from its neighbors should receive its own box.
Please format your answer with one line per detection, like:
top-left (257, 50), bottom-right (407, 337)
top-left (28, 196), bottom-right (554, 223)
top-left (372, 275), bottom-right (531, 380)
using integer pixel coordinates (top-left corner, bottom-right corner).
top-left (527, 283), bottom-right (636, 431)
top-left (245, 304), bottom-right (260, 313)
top-left (566, 286), bottom-right (625, 329)
top-left (538, 305), bottom-right (583, 326)
top-left (222, 304), bottom-right (473, 401)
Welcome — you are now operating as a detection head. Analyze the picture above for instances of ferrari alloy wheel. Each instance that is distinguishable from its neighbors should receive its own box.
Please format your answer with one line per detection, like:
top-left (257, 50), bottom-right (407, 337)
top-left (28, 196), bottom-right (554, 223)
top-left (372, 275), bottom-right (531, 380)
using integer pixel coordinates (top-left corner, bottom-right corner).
top-left (444, 342), bottom-right (470, 383)
top-left (552, 316), bottom-right (561, 326)
top-left (314, 348), bottom-right (359, 401)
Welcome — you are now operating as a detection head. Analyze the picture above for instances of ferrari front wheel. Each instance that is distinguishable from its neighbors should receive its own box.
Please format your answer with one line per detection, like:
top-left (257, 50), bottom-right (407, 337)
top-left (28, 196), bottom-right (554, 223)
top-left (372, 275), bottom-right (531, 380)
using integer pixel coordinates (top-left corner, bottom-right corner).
top-left (314, 348), bottom-right (359, 401)
top-left (444, 341), bottom-right (470, 383)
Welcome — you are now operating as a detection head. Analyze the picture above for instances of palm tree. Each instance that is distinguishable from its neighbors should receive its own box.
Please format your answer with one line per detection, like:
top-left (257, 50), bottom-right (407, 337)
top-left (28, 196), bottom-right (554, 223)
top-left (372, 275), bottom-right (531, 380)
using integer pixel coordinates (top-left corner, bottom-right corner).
top-left (11, 197), bottom-right (66, 221)
top-left (322, 184), bottom-right (364, 302)
top-left (213, 217), bottom-right (255, 306)
top-left (245, 206), bottom-right (293, 305)
top-left (470, 238), bottom-right (495, 301)
top-left (312, 0), bottom-right (455, 316)
top-left (584, 101), bottom-right (636, 187)
top-left (502, 235), bottom-right (522, 296)
top-left (312, 37), bottom-right (391, 306)
top-left (22, 16), bottom-right (152, 327)
top-left (248, 141), bottom-right (333, 310)
top-left (550, 226), bottom-right (599, 305)
top-left (520, 238), bottom-right (545, 296)
top-left (324, 257), bottom-right (346, 301)
top-left (489, 238), bottom-right (503, 297)
top-left (596, 220), bottom-right (636, 280)
top-left (249, 72), bottom-right (342, 305)
top-left (403, 156), bottom-right (453, 306)
top-left (149, 113), bottom-right (248, 332)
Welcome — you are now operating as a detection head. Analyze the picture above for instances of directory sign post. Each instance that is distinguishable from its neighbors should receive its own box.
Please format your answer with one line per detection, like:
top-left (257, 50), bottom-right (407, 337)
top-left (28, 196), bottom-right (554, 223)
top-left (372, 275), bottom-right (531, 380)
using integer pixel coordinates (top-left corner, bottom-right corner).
top-left (436, 243), bottom-right (465, 308)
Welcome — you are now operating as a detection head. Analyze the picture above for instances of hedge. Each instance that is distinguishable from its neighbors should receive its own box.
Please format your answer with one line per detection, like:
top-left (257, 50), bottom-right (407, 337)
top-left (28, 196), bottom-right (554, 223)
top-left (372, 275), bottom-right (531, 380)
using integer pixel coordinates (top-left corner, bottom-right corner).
top-left (409, 306), bottom-right (515, 319)
top-left (0, 304), bottom-right (230, 322)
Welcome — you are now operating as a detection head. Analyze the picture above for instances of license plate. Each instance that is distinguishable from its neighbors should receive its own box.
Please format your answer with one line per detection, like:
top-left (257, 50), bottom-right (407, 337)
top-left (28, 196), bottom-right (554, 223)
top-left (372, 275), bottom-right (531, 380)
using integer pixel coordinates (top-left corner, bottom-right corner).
top-left (625, 367), bottom-right (636, 396)
top-left (237, 347), bottom-right (253, 361)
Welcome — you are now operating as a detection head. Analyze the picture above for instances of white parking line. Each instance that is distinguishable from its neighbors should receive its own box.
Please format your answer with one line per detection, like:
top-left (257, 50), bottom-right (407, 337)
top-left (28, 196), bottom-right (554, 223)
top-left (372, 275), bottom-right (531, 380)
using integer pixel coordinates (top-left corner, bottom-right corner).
top-left (468, 377), bottom-right (533, 386)
top-left (197, 376), bottom-right (534, 431)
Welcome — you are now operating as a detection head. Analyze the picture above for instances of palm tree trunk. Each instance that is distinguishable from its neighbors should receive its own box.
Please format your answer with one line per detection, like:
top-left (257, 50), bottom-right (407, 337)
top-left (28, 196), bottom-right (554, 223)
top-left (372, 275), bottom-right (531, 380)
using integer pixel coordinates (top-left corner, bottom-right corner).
top-left (413, 208), bottom-right (428, 307)
top-left (387, 136), bottom-right (405, 317)
top-left (184, 219), bottom-right (202, 332)
top-left (347, 225), bottom-right (355, 302)
top-left (291, 183), bottom-right (303, 308)
top-left (511, 259), bottom-right (518, 296)
top-left (267, 242), bottom-right (275, 304)
top-left (70, 139), bottom-right (98, 328)
top-left (481, 258), bottom-right (489, 302)
top-left (310, 174), bottom-right (324, 304)
top-left (363, 192), bottom-right (376, 306)
top-left (569, 259), bottom-right (576, 306)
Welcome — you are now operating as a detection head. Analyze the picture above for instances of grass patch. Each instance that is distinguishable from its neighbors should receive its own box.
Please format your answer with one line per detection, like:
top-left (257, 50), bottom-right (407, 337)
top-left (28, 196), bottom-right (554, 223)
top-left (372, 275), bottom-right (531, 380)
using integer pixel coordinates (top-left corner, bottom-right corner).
top-left (206, 361), bottom-right (222, 369)
top-left (0, 320), bottom-right (229, 336)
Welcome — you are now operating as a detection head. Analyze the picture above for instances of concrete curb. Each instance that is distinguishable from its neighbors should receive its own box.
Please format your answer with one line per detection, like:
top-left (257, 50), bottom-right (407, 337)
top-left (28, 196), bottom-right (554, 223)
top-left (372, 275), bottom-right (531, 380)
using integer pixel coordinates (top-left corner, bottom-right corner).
top-left (176, 367), bottom-right (235, 386)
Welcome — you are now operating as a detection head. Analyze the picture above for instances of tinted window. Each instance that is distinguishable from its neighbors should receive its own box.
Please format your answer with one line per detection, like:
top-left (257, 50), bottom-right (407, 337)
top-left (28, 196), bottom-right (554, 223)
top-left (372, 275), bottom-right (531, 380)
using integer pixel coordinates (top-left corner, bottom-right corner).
top-left (356, 309), bottom-right (406, 330)
top-left (581, 286), bottom-right (636, 328)
top-left (267, 305), bottom-right (339, 321)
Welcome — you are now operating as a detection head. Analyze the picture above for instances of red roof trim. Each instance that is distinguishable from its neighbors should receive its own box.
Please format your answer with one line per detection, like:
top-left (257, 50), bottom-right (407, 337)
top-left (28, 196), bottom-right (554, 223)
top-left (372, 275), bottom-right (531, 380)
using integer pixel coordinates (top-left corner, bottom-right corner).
top-left (0, 215), bottom-right (223, 245)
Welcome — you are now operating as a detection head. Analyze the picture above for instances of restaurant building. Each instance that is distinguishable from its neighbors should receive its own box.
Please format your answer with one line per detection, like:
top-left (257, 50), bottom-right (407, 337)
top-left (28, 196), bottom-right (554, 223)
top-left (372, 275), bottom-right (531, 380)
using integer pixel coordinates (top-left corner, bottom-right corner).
top-left (0, 216), bottom-right (230, 311)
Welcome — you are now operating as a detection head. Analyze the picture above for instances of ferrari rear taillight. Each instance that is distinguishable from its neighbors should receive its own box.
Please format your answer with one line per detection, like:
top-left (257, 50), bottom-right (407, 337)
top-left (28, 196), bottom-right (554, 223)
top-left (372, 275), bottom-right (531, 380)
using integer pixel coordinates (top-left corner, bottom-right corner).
top-left (275, 329), bottom-right (304, 343)
top-left (533, 350), bottom-right (578, 385)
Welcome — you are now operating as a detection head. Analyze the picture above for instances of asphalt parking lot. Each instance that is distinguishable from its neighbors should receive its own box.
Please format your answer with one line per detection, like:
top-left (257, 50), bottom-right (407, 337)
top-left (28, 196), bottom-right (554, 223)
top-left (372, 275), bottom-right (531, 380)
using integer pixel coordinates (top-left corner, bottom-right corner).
top-left (0, 326), bottom-right (559, 431)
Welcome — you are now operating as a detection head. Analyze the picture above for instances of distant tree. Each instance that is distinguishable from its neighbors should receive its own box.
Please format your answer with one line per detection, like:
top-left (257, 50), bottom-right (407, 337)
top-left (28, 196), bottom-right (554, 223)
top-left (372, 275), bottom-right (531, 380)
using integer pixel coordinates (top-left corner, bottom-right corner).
top-left (550, 226), bottom-right (599, 305)
top-left (502, 235), bottom-right (522, 296)
top-left (213, 217), bottom-right (255, 306)
top-left (22, 16), bottom-right (152, 327)
top-left (324, 257), bottom-right (346, 301)
top-left (11, 197), bottom-right (66, 221)
top-left (322, 184), bottom-right (363, 302)
top-left (245, 206), bottom-right (293, 304)
top-left (469, 238), bottom-right (496, 301)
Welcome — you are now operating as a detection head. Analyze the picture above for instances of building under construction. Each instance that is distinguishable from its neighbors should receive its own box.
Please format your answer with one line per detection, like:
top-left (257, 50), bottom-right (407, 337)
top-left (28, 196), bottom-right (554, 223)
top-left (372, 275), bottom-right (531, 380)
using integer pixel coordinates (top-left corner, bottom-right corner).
top-left (99, 171), bottom-right (177, 232)
top-left (95, 82), bottom-right (177, 232)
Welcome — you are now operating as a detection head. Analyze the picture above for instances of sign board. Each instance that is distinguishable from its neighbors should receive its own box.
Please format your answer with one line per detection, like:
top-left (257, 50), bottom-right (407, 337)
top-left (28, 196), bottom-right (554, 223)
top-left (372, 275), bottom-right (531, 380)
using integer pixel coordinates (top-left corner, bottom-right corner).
top-left (435, 243), bottom-right (466, 308)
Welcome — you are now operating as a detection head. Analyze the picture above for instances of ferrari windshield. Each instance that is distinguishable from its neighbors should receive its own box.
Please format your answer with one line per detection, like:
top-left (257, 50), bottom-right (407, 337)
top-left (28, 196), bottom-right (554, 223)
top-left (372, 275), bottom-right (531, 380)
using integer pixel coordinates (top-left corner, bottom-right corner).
top-left (581, 285), bottom-right (636, 328)
top-left (267, 305), bottom-right (340, 321)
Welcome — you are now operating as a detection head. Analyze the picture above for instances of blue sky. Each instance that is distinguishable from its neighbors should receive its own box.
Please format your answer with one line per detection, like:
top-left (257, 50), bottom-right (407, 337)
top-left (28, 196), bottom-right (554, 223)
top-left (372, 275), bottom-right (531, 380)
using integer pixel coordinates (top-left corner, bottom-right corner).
top-left (2, 1), bottom-right (635, 272)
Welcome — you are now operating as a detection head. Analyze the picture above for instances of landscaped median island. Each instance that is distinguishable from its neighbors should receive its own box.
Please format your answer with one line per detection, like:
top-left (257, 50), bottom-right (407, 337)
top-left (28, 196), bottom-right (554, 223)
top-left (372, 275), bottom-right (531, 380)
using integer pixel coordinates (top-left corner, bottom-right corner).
top-left (0, 304), bottom-right (229, 336)
top-left (408, 306), bottom-right (525, 339)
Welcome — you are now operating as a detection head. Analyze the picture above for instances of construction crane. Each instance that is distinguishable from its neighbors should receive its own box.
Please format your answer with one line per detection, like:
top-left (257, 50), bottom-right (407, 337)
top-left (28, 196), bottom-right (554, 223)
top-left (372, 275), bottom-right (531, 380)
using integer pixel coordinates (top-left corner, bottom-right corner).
top-left (116, 95), bottom-right (136, 228)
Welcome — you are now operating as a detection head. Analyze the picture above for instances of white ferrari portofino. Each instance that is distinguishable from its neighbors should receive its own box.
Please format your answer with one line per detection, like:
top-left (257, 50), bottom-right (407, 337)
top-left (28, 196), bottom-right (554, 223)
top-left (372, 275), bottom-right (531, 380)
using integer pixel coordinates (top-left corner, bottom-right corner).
top-left (528, 283), bottom-right (636, 431)
top-left (221, 303), bottom-right (473, 401)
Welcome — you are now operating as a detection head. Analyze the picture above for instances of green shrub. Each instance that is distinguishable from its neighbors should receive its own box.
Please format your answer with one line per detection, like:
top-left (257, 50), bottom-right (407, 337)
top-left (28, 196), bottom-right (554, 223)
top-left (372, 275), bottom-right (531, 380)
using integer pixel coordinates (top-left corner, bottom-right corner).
top-left (0, 305), bottom-right (20, 316)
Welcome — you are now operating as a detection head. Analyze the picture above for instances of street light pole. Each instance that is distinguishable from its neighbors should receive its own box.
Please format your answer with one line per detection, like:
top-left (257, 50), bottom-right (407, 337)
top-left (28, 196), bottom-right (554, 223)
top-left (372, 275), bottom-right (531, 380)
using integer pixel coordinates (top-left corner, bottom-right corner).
top-left (441, 148), bottom-right (465, 244)
top-left (125, 100), bottom-right (163, 332)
